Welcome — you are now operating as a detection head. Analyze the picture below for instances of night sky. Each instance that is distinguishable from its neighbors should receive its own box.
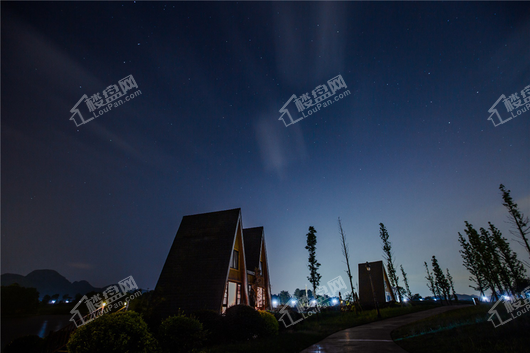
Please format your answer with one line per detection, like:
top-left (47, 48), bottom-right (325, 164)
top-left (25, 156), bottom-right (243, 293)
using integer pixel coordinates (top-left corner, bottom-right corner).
top-left (2, 1), bottom-right (530, 298)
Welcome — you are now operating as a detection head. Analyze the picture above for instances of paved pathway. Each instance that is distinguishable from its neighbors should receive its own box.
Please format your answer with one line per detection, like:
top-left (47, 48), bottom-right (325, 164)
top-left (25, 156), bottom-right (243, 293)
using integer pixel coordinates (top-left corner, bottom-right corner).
top-left (299, 305), bottom-right (470, 353)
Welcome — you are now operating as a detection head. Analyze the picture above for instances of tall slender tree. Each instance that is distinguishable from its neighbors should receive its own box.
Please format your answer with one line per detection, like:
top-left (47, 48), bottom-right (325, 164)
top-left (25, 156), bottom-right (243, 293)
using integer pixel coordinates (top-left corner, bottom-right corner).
top-left (379, 223), bottom-right (402, 303)
top-left (338, 218), bottom-right (359, 304)
top-left (446, 268), bottom-right (458, 302)
top-left (500, 184), bottom-right (530, 263)
top-left (431, 256), bottom-right (451, 304)
top-left (458, 230), bottom-right (486, 296)
top-left (400, 265), bottom-right (413, 302)
top-left (489, 222), bottom-right (527, 293)
top-left (463, 222), bottom-right (500, 301)
top-left (480, 226), bottom-right (512, 296)
top-left (424, 261), bottom-right (438, 299)
top-left (305, 226), bottom-right (322, 299)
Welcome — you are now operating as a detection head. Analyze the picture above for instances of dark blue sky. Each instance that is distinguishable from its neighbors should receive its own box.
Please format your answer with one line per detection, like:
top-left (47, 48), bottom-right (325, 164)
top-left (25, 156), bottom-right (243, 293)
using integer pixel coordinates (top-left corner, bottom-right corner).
top-left (2, 1), bottom-right (529, 297)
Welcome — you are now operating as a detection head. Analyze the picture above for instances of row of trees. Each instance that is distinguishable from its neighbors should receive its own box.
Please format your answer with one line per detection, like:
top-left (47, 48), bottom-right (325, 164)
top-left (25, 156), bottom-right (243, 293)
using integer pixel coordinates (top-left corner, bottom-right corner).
top-left (299, 183), bottom-right (527, 307)
top-left (1, 284), bottom-right (40, 315)
top-left (424, 256), bottom-right (457, 304)
top-left (303, 220), bottom-right (420, 306)
top-left (458, 184), bottom-right (528, 300)
top-left (459, 222), bottom-right (526, 299)
top-left (303, 221), bottom-right (415, 306)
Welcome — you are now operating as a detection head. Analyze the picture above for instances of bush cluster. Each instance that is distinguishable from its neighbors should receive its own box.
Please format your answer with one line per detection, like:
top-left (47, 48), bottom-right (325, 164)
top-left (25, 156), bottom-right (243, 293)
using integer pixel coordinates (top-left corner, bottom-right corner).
top-left (258, 310), bottom-right (279, 336)
top-left (158, 314), bottom-right (207, 353)
top-left (64, 304), bottom-right (278, 353)
top-left (66, 311), bottom-right (158, 353)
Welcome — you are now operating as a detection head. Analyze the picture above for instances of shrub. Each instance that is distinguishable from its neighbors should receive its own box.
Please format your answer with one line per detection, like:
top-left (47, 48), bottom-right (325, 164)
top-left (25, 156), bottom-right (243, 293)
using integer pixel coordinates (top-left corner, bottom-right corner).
top-left (272, 306), bottom-right (304, 331)
top-left (4, 335), bottom-right (44, 353)
top-left (224, 304), bottom-right (264, 341)
top-left (66, 311), bottom-right (158, 353)
top-left (158, 314), bottom-right (207, 353)
top-left (193, 309), bottom-right (225, 344)
top-left (258, 310), bottom-right (279, 336)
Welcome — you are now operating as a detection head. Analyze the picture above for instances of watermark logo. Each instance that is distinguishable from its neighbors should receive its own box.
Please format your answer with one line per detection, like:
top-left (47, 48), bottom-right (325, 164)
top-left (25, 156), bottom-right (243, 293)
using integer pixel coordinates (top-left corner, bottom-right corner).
top-left (487, 287), bottom-right (530, 328)
top-left (488, 84), bottom-right (530, 127)
top-left (279, 74), bottom-right (350, 127)
top-left (69, 275), bottom-right (142, 328)
top-left (277, 276), bottom-right (347, 328)
top-left (317, 276), bottom-right (347, 297)
top-left (70, 74), bottom-right (142, 127)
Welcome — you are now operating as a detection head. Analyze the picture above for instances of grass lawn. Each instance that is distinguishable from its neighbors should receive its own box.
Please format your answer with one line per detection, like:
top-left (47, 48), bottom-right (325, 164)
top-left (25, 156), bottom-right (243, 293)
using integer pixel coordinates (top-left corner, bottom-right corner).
top-left (207, 302), bottom-right (439, 353)
top-left (392, 304), bottom-right (530, 353)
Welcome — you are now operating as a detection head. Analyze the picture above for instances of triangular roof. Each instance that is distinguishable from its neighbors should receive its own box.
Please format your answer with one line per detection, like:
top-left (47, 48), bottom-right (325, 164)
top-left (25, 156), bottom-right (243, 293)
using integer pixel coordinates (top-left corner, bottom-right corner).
top-left (154, 208), bottom-right (242, 315)
top-left (243, 227), bottom-right (263, 272)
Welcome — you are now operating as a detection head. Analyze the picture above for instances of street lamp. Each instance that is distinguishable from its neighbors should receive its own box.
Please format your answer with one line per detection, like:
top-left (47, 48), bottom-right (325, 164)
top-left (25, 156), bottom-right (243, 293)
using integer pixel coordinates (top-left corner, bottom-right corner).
top-left (365, 262), bottom-right (382, 319)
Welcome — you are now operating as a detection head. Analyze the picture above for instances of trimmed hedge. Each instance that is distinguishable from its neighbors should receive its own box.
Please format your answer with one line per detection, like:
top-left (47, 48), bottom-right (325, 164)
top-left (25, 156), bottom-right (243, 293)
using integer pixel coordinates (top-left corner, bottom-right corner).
top-left (67, 311), bottom-right (158, 353)
top-left (158, 314), bottom-right (207, 353)
top-left (224, 305), bottom-right (264, 341)
top-left (258, 310), bottom-right (279, 336)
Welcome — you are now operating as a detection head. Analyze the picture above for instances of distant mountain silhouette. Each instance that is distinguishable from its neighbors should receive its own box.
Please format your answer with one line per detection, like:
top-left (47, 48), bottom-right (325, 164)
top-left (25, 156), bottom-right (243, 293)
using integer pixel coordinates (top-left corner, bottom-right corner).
top-left (1, 269), bottom-right (104, 299)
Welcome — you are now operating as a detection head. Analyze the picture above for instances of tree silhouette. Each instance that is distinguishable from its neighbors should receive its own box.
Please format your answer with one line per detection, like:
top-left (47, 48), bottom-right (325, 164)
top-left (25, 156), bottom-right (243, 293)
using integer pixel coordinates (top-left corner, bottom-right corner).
top-left (338, 217), bottom-right (359, 305)
top-left (379, 223), bottom-right (402, 303)
top-left (305, 226), bottom-right (322, 299)
top-left (500, 184), bottom-right (530, 264)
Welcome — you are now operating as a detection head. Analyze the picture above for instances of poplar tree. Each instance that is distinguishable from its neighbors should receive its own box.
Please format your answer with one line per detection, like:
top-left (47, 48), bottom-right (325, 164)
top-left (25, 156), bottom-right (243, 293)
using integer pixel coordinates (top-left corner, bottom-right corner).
top-left (379, 223), bottom-right (402, 303)
top-left (338, 218), bottom-right (359, 305)
top-left (424, 261), bottom-right (438, 299)
top-left (458, 230), bottom-right (486, 296)
top-left (446, 268), bottom-right (458, 303)
top-left (400, 265), bottom-right (413, 302)
top-left (463, 222), bottom-right (499, 301)
top-left (480, 226), bottom-right (512, 295)
top-left (431, 256), bottom-right (451, 304)
top-left (305, 226), bottom-right (322, 299)
top-left (489, 222), bottom-right (526, 293)
top-left (500, 184), bottom-right (530, 262)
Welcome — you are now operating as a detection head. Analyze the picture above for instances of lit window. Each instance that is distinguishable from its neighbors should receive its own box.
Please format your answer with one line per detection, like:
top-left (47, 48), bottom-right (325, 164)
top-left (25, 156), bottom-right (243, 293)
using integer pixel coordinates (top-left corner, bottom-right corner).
top-left (231, 250), bottom-right (239, 269)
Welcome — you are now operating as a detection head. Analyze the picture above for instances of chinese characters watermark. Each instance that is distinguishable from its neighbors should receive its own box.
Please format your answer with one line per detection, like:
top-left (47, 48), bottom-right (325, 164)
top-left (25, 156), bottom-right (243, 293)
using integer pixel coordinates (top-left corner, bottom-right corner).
top-left (279, 74), bottom-right (350, 127)
top-left (487, 84), bottom-right (530, 127)
top-left (70, 74), bottom-right (142, 127)
top-left (69, 275), bottom-right (142, 328)
top-left (277, 276), bottom-right (347, 328)
top-left (487, 287), bottom-right (530, 328)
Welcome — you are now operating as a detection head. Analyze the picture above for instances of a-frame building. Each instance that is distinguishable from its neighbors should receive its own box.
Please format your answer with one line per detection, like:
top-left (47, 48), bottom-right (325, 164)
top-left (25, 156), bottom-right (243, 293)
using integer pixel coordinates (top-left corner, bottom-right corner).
top-left (154, 208), bottom-right (271, 317)
top-left (243, 227), bottom-right (272, 311)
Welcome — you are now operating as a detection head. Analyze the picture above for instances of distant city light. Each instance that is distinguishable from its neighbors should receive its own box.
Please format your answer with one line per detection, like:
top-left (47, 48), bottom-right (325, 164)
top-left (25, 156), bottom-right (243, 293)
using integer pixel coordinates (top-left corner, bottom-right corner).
top-left (331, 298), bottom-right (338, 305)
top-left (419, 298), bottom-right (424, 301)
